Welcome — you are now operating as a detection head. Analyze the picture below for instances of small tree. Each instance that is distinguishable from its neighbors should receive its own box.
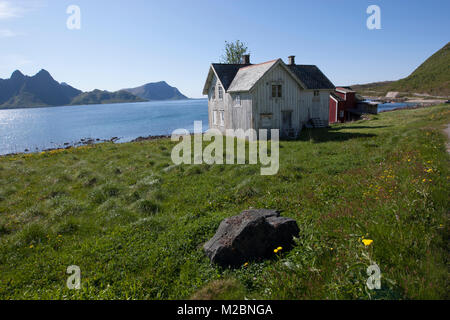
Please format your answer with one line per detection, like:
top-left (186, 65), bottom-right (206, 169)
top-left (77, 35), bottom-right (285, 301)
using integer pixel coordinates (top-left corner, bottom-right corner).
top-left (220, 40), bottom-right (249, 64)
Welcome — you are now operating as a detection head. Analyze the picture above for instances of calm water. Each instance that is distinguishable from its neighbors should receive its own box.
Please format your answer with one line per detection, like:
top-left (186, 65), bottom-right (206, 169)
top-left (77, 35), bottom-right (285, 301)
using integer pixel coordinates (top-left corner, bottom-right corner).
top-left (376, 102), bottom-right (417, 112)
top-left (0, 99), bottom-right (208, 155)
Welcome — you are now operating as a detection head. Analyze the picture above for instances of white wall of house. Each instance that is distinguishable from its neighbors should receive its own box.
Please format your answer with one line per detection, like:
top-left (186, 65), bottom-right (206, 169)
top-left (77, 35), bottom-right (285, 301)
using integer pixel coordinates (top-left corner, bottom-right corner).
top-left (207, 65), bottom-right (331, 138)
top-left (251, 64), bottom-right (330, 133)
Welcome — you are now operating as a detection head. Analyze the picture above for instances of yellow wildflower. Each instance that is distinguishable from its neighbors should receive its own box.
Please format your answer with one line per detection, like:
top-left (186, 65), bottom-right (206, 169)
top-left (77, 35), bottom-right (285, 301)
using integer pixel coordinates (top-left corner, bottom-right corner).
top-left (362, 239), bottom-right (373, 246)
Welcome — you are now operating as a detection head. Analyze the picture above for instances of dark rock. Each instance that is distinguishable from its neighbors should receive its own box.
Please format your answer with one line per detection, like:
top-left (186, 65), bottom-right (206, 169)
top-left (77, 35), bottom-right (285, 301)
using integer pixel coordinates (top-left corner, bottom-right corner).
top-left (131, 135), bottom-right (170, 142)
top-left (203, 209), bottom-right (299, 267)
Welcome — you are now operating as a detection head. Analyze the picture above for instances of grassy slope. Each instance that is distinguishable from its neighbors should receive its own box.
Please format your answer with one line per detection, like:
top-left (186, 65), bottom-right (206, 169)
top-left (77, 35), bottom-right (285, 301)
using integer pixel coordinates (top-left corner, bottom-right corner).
top-left (353, 42), bottom-right (450, 97)
top-left (0, 105), bottom-right (449, 300)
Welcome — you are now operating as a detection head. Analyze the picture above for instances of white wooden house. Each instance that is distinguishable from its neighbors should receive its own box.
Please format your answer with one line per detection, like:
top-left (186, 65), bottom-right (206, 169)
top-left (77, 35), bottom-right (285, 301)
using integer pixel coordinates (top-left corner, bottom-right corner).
top-left (202, 55), bottom-right (335, 139)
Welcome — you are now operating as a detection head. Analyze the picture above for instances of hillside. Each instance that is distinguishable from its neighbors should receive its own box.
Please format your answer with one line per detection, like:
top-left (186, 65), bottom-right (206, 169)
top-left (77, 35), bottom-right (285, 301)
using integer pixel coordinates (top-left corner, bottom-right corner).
top-left (70, 89), bottom-right (146, 106)
top-left (124, 81), bottom-right (188, 101)
top-left (0, 105), bottom-right (448, 300)
top-left (0, 70), bottom-right (82, 108)
top-left (352, 42), bottom-right (450, 97)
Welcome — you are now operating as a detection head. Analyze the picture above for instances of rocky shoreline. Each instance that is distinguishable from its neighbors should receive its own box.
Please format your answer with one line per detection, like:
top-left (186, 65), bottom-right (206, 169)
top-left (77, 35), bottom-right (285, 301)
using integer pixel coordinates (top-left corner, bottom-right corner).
top-left (2, 136), bottom-right (120, 157)
top-left (1, 134), bottom-right (176, 158)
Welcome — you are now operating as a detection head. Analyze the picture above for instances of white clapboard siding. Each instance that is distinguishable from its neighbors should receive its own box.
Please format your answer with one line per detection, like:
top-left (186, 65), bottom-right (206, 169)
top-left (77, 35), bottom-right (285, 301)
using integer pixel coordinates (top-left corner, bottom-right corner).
top-left (251, 64), bottom-right (330, 131)
top-left (207, 65), bottom-right (331, 138)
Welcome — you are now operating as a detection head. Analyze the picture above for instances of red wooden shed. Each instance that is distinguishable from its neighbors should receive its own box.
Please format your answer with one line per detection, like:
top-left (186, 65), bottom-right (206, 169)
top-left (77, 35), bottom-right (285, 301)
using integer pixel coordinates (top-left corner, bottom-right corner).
top-left (329, 87), bottom-right (357, 123)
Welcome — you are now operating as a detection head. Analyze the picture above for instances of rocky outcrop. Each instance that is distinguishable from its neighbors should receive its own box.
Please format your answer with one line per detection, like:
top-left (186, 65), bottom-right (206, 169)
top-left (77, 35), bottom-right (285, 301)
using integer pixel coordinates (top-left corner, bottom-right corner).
top-left (203, 209), bottom-right (299, 267)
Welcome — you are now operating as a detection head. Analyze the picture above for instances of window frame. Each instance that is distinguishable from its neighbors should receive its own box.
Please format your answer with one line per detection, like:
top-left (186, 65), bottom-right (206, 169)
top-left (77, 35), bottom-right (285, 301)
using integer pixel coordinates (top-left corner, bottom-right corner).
top-left (213, 110), bottom-right (218, 125)
top-left (219, 110), bottom-right (225, 126)
top-left (271, 84), bottom-right (282, 98)
top-left (218, 85), bottom-right (223, 100)
top-left (234, 94), bottom-right (241, 107)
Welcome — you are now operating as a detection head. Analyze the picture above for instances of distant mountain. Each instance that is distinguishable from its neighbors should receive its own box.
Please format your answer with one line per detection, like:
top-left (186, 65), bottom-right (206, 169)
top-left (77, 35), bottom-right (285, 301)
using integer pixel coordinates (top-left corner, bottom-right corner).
top-left (124, 81), bottom-right (188, 101)
top-left (352, 42), bottom-right (450, 97)
top-left (70, 89), bottom-right (146, 105)
top-left (0, 69), bottom-right (82, 108)
top-left (0, 70), bottom-right (146, 109)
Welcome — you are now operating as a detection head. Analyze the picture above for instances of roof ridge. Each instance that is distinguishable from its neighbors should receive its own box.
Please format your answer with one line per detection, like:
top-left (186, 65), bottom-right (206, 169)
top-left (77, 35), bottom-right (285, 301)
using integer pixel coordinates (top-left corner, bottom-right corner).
top-left (289, 64), bottom-right (317, 67)
top-left (212, 63), bottom-right (251, 66)
top-left (238, 59), bottom-right (279, 70)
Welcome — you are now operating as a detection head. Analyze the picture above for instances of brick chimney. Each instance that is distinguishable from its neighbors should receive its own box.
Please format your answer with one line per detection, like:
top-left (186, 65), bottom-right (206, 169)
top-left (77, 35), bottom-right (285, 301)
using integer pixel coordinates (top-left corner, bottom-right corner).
top-left (242, 54), bottom-right (250, 64)
top-left (288, 56), bottom-right (295, 65)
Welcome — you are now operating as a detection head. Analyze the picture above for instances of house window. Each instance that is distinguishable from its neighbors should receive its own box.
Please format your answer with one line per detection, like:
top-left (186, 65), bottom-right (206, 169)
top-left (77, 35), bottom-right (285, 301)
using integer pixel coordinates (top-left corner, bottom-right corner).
top-left (219, 111), bottom-right (225, 126)
top-left (272, 85), bottom-right (282, 98)
top-left (314, 90), bottom-right (320, 96)
top-left (211, 87), bottom-right (216, 100)
top-left (213, 110), bottom-right (218, 125)
top-left (234, 94), bottom-right (241, 107)
top-left (218, 85), bottom-right (223, 100)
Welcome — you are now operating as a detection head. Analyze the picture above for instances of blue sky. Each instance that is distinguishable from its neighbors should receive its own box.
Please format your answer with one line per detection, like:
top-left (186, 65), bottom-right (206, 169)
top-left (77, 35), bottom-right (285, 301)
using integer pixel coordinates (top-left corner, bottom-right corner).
top-left (0, 0), bottom-right (448, 98)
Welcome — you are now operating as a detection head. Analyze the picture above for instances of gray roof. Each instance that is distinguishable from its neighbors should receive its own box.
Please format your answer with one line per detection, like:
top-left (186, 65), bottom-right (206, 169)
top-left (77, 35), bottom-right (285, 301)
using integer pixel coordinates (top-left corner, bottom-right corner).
top-left (330, 91), bottom-right (345, 102)
top-left (210, 63), bottom-right (247, 91)
top-left (204, 59), bottom-right (334, 94)
top-left (227, 60), bottom-right (278, 92)
top-left (287, 65), bottom-right (335, 89)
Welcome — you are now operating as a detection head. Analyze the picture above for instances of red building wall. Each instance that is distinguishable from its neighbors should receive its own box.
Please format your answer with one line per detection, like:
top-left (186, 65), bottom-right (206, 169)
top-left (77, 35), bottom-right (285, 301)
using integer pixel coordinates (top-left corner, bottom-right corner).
top-left (329, 99), bottom-right (338, 123)
top-left (335, 89), bottom-right (356, 110)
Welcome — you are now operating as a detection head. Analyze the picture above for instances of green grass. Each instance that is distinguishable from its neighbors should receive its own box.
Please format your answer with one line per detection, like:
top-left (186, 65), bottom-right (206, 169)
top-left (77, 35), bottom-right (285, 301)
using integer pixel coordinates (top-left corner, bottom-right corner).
top-left (0, 105), bottom-right (449, 300)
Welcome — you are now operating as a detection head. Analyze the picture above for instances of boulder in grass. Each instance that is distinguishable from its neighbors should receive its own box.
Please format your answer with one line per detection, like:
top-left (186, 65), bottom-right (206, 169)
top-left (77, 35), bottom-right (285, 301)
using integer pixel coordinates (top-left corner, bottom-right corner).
top-left (203, 209), bottom-right (299, 267)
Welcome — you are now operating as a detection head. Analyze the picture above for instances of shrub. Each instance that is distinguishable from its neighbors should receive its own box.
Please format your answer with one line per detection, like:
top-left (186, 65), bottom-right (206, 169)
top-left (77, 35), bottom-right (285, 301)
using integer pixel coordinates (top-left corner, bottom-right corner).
top-left (191, 279), bottom-right (246, 300)
top-left (56, 218), bottom-right (80, 235)
top-left (18, 223), bottom-right (46, 246)
top-left (136, 199), bottom-right (160, 215)
top-left (89, 184), bottom-right (121, 204)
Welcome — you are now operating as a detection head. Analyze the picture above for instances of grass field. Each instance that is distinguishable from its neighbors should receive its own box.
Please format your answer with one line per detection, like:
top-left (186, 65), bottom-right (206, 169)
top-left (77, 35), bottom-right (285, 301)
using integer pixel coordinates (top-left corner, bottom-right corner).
top-left (0, 104), bottom-right (449, 300)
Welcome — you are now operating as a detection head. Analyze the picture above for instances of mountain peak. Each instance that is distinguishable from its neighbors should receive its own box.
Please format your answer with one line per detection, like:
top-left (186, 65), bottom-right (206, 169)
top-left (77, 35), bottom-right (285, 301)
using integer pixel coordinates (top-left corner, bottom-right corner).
top-left (33, 69), bottom-right (55, 82)
top-left (11, 70), bottom-right (25, 80)
top-left (124, 81), bottom-right (188, 101)
top-left (36, 69), bottom-right (51, 77)
top-left (0, 69), bottom-right (82, 108)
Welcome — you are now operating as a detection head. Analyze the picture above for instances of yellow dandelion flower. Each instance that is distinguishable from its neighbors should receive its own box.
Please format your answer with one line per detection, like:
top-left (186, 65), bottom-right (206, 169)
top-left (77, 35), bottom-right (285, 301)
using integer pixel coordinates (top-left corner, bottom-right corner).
top-left (362, 239), bottom-right (373, 246)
